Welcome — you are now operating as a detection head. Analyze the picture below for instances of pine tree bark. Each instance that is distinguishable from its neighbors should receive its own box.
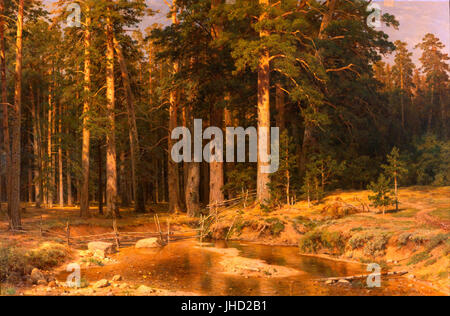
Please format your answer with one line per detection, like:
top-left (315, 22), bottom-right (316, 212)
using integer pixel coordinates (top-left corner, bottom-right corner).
top-left (275, 84), bottom-right (286, 130)
top-left (30, 86), bottom-right (42, 208)
top-left (106, 6), bottom-right (119, 218)
top-left (257, 0), bottom-right (271, 203)
top-left (47, 67), bottom-right (54, 208)
top-left (66, 149), bottom-right (72, 206)
top-left (10, 0), bottom-right (24, 229)
top-left (58, 102), bottom-right (64, 207)
top-left (80, 9), bottom-right (91, 218)
top-left (98, 142), bottom-right (104, 215)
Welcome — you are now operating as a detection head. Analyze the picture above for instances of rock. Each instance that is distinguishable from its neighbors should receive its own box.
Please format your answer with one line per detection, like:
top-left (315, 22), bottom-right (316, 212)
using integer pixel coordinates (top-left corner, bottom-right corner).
top-left (112, 275), bottom-right (122, 282)
top-left (93, 279), bottom-right (110, 289)
top-left (37, 280), bottom-right (48, 286)
top-left (119, 283), bottom-right (129, 289)
top-left (408, 274), bottom-right (415, 280)
top-left (30, 268), bottom-right (46, 284)
top-left (93, 249), bottom-right (107, 259)
top-left (325, 280), bottom-right (336, 285)
top-left (88, 242), bottom-right (117, 257)
top-left (79, 250), bottom-right (92, 257)
top-left (338, 279), bottom-right (351, 285)
top-left (137, 285), bottom-right (154, 294)
top-left (136, 238), bottom-right (161, 249)
top-left (48, 281), bottom-right (57, 288)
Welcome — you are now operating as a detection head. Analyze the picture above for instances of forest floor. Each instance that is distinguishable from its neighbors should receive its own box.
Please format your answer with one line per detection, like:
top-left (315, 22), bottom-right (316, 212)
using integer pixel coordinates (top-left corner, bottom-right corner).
top-left (0, 186), bottom-right (448, 296)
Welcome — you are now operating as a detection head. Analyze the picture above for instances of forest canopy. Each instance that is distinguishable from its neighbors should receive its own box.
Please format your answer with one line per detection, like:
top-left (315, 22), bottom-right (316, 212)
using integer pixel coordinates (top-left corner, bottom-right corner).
top-left (0, 0), bottom-right (448, 229)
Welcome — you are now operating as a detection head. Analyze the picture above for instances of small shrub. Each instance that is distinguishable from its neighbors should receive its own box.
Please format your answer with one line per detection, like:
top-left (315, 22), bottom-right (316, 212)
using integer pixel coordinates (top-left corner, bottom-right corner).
top-left (27, 243), bottom-right (69, 270)
top-left (298, 231), bottom-right (323, 253)
top-left (298, 230), bottom-right (346, 254)
top-left (411, 234), bottom-right (430, 245)
top-left (349, 232), bottom-right (374, 250)
top-left (321, 203), bottom-right (359, 219)
top-left (426, 234), bottom-right (449, 252)
top-left (397, 233), bottom-right (412, 247)
top-left (265, 218), bottom-right (285, 236)
top-left (0, 246), bottom-right (27, 282)
top-left (364, 233), bottom-right (391, 257)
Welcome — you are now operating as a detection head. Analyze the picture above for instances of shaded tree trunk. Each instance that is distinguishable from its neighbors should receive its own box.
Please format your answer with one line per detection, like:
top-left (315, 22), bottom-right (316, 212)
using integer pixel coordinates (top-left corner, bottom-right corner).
top-left (30, 85), bottom-right (42, 208)
top-left (98, 142), bottom-right (104, 215)
top-left (10, 0), bottom-right (24, 229)
top-left (0, 0), bottom-right (11, 213)
top-left (47, 67), bottom-right (54, 208)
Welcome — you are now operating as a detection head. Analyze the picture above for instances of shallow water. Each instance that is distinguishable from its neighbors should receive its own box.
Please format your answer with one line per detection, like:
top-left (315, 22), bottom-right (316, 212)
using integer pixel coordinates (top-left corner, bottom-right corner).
top-left (59, 240), bottom-right (380, 296)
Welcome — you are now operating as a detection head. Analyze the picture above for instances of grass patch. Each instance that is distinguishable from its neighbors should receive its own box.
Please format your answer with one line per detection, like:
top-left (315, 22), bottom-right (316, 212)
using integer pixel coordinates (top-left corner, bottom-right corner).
top-left (391, 208), bottom-right (420, 218)
top-left (430, 208), bottom-right (450, 221)
top-left (0, 243), bottom-right (70, 283)
top-left (424, 258), bottom-right (437, 267)
top-left (426, 233), bottom-right (449, 252)
top-left (408, 252), bottom-right (431, 266)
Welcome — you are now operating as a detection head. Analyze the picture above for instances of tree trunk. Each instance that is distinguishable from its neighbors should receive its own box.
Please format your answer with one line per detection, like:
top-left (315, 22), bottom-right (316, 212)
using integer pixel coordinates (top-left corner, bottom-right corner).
top-left (30, 85), bottom-right (42, 208)
top-left (168, 2), bottom-right (182, 214)
top-left (209, 0), bottom-right (225, 208)
top-left (106, 6), bottom-right (119, 218)
top-left (98, 142), bottom-right (104, 215)
top-left (80, 9), bottom-right (91, 218)
top-left (66, 149), bottom-right (72, 206)
top-left (113, 36), bottom-right (145, 213)
top-left (58, 103), bottom-right (64, 207)
top-left (275, 84), bottom-right (286, 130)
top-left (47, 67), bottom-right (54, 209)
top-left (0, 0), bottom-right (11, 214)
top-left (209, 106), bottom-right (224, 207)
top-left (256, 0), bottom-right (271, 204)
top-left (10, 0), bottom-right (24, 229)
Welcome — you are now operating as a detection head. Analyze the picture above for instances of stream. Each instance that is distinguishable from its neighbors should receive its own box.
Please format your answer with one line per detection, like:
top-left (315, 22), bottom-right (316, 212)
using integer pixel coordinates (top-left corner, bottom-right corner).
top-left (56, 240), bottom-right (438, 296)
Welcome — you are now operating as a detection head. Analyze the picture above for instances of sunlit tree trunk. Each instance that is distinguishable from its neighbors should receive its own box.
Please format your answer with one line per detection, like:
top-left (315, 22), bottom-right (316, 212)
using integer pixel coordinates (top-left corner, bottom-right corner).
top-left (10, 0), bottom-right (24, 229)
top-left (80, 9), bottom-right (91, 218)
top-left (168, 2), bottom-right (182, 213)
top-left (106, 5), bottom-right (119, 218)
top-left (257, 0), bottom-right (271, 203)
